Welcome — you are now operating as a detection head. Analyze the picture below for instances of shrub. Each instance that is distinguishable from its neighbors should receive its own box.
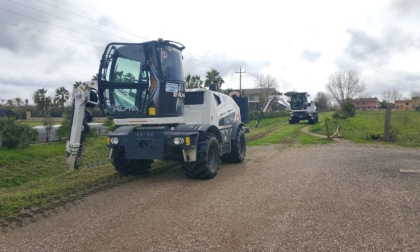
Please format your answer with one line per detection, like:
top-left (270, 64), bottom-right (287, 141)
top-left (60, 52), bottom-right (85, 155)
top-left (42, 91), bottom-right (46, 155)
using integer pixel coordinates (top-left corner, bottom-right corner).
top-left (333, 102), bottom-right (356, 119)
top-left (341, 102), bottom-right (356, 118)
top-left (56, 112), bottom-right (71, 139)
top-left (0, 118), bottom-right (38, 148)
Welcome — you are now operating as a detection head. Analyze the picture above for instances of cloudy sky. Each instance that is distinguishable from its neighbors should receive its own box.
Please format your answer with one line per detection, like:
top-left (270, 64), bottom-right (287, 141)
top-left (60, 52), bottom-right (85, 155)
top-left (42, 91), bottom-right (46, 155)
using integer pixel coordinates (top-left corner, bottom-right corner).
top-left (0, 0), bottom-right (419, 104)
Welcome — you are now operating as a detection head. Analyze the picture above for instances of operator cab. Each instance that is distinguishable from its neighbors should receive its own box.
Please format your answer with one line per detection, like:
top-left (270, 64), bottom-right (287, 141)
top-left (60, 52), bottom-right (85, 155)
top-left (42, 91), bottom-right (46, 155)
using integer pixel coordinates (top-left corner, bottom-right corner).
top-left (290, 92), bottom-right (311, 110)
top-left (97, 39), bottom-right (186, 119)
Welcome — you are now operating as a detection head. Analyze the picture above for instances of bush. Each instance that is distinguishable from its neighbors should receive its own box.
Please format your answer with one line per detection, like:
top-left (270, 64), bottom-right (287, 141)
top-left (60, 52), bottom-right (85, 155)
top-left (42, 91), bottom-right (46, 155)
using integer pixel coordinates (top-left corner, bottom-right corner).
top-left (0, 118), bottom-right (38, 148)
top-left (56, 112), bottom-right (71, 139)
top-left (333, 102), bottom-right (356, 119)
top-left (342, 103), bottom-right (356, 117)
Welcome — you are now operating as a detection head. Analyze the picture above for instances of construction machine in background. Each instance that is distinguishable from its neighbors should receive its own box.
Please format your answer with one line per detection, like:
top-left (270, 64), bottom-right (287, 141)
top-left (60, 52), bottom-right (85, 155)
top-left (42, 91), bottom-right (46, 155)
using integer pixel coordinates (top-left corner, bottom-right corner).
top-left (66, 39), bottom-right (248, 179)
top-left (255, 95), bottom-right (290, 128)
top-left (288, 92), bottom-right (318, 124)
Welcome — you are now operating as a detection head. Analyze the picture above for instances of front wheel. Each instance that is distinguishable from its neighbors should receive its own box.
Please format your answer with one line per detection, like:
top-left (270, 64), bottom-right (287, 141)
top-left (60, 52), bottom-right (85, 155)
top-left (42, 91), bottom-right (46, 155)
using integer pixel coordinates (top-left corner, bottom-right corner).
top-left (112, 147), bottom-right (153, 176)
top-left (182, 133), bottom-right (220, 179)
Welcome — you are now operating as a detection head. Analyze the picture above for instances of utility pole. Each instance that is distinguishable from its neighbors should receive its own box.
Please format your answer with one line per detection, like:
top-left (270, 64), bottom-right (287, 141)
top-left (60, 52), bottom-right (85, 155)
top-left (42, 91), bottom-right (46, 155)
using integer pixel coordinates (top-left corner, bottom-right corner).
top-left (236, 66), bottom-right (246, 97)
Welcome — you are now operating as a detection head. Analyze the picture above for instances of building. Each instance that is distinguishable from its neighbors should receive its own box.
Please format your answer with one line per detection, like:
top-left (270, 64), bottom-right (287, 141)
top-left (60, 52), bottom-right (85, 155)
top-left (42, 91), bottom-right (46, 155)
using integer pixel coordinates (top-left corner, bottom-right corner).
top-left (0, 109), bottom-right (17, 118)
top-left (395, 97), bottom-right (420, 111)
top-left (241, 88), bottom-right (281, 111)
top-left (352, 97), bottom-right (381, 111)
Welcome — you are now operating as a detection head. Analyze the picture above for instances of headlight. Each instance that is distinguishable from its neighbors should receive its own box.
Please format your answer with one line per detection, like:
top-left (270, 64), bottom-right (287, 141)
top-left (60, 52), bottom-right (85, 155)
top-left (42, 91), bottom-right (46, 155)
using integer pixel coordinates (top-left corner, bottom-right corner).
top-left (173, 137), bottom-right (185, 145)
top-left (110, 137), bottom-right (119, 145)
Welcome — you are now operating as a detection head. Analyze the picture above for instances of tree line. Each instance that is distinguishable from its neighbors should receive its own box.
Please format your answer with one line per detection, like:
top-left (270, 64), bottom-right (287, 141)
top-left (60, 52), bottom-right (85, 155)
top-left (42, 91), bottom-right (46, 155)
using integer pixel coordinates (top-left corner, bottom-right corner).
top-left (2, 67), bottom-right (417, 118)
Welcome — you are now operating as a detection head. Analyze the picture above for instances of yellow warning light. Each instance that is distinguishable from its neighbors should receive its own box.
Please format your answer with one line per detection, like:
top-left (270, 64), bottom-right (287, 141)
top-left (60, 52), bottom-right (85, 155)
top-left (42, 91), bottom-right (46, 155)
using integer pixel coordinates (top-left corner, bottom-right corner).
top-left (186, 137), bottom-right (190, 146)
top-left (106, 137), bottom-right (110, 145)
top-left (149, 107), bottom-right (156, 116)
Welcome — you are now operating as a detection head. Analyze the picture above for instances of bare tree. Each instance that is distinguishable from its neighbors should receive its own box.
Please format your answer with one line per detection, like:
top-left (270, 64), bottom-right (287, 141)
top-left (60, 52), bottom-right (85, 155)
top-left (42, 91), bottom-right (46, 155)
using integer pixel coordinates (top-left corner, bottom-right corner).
top-left (254, 74), bottom-right (279, 106)
top-left (326, 70), bottom-right (367, 106)
top-left (313, 92), bottom-right (331, 111)
top-left (381, 89), bottom-right (402, 141)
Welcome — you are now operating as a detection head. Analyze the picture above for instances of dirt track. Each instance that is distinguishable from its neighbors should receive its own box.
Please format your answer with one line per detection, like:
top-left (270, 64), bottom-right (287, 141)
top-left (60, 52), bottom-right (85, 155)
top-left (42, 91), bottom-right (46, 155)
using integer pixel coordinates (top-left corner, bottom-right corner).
top-left (1, 141), bottom-right (420, 251)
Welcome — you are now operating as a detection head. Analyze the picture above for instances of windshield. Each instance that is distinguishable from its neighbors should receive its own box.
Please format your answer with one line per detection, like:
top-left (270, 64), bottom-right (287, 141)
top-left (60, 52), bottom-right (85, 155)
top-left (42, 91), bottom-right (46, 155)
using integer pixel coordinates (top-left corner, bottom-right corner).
top-left (98, 41), bottom-right (185, 118)
top-left (291, 93), bottom-right (309, 110)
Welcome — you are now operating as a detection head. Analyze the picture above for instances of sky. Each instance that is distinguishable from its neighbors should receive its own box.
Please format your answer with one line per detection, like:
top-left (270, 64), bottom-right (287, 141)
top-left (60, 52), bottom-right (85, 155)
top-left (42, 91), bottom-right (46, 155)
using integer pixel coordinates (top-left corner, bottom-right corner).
top-left (0, 0), bottom-right (419, 104)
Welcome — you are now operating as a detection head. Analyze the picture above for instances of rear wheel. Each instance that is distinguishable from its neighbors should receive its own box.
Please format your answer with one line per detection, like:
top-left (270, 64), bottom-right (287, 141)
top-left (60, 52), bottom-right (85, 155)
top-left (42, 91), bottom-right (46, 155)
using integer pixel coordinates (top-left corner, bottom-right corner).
top-left (182, 133), bottom-right (220, 179)
top-left (112, 148), bottom-right (153, 175)
top-left (221, 128), bottom-right (246, 163)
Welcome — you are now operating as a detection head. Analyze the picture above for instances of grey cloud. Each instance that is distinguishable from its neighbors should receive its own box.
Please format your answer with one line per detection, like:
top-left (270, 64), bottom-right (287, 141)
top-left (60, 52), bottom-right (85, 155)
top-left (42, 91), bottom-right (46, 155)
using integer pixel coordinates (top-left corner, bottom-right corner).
top-left (0, 0), bottom-right (108, 54)
top-left (301, 50), bottom-right (322, 63)
top-left (343, 27), bottom-right (415, 64)
top-left (390, 0), bottom-right (420, 17)
top-left (183, 52), bottom-right (270, 81)
top-left (366, 70), bottom-right (420, 98)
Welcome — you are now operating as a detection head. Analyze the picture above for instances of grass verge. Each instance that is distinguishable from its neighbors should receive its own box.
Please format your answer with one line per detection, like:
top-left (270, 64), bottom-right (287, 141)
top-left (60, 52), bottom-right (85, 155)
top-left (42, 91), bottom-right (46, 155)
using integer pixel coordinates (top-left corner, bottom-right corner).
top-left (311, 111), bottom-right (420, 148)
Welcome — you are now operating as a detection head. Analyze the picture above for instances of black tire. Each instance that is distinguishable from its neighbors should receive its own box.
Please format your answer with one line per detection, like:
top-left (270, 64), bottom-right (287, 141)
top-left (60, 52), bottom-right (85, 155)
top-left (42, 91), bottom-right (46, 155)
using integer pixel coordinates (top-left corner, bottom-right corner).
top-left (112, 148), bottom-right (153, 176)
top-left (308, 118), bottom-right (315, 125)
top-left (182, 133), bottom-right (220, 179)
top-left (289, 119), bottom-right (295, 124)
top-left (221, 128), bottom-right (246, 163)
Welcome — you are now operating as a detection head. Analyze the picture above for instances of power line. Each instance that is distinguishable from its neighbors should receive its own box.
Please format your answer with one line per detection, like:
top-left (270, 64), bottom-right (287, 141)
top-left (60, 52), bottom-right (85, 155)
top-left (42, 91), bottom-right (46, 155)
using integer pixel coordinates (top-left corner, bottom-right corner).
top-left (0, 7), bottom-right (111, 43)
top-left (35, 0), bottom-right (151, 42)
top-left (26, 0), bottom-right (245, 71)
top-left (13, 0), bottom-right (256, 76)
top-left (2, 1), bottom-right (260, 83)
top-left (7, 0), bottom-right (132, 42)
top-left (0, 19), bottom-right (103, 49)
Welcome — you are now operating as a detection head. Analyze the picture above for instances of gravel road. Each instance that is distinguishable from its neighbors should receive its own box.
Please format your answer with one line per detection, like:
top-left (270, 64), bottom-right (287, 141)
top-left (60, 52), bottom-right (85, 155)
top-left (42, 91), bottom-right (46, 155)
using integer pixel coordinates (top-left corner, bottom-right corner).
top-left (1, 140), bottom-right (420, 251)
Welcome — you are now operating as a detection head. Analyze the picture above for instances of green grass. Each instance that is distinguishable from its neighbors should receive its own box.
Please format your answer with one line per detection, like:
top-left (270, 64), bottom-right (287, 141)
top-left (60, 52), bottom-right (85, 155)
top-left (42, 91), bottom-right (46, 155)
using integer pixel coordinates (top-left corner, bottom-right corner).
top-left (311, 111), bottom-right (420, 147)
top-left (0, 135), bottom-right (179, 220)
top-left (0, 136), bottom-right (126, 219)
top-left (245, 115), bottom-right (333, 146)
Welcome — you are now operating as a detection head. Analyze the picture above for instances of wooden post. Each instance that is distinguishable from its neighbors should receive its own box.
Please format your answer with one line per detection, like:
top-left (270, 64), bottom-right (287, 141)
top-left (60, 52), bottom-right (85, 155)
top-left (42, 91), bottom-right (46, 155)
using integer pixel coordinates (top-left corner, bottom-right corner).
top-left (325, 118), bottom-right (330, 139)
top-left (383, 107), bottom-right (392, 141)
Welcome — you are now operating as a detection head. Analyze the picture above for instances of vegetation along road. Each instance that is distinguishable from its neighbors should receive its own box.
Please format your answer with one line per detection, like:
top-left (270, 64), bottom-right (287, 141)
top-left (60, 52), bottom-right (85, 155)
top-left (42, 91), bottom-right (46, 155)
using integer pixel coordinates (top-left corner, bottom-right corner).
top-left (1, 111), bottom-right (420, 250)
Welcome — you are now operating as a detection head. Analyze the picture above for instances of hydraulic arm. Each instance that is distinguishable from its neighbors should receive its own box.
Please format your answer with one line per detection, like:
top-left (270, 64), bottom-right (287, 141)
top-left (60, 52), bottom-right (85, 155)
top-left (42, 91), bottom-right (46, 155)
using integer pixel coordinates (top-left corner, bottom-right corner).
top-left (65, 82), bottom-right (98, 170)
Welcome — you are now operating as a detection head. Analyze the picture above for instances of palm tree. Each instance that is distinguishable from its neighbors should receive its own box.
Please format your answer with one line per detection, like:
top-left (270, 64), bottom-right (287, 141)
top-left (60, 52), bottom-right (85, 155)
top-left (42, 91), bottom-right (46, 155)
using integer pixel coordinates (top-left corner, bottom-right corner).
top-left (55, 87), bottom-right (70, 109)
top-left (205, 69), bottom-right (224, 91)
top-left (92, 73), bottom-right (98, 81)
top-left (185, 74), bottom-right (204, 89)
top-left (33, 88), bottom-right (49, 115)
top-left (73, 81), bottom-right (83, 89)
